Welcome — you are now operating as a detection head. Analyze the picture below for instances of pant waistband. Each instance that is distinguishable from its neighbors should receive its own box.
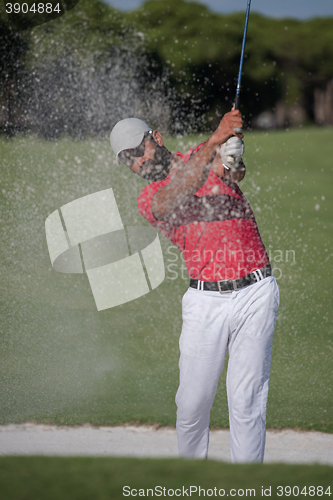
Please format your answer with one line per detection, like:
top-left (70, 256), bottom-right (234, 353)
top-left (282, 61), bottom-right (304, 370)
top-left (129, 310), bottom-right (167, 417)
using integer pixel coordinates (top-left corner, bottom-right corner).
top-left (190, 265), bottom-right (272, 293)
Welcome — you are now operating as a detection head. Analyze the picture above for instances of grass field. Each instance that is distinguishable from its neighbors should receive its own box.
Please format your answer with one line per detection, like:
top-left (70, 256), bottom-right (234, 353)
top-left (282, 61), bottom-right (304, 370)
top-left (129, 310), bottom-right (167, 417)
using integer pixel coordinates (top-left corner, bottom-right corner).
top-left (0, 127), bottom-right (332, 431)
top-left (0, 457), bottom-right (332, 500)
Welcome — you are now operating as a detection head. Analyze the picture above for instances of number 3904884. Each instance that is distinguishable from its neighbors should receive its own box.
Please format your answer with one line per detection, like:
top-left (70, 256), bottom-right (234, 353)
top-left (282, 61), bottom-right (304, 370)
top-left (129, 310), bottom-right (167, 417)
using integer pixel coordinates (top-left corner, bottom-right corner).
top-left (5, 3), bottom-right (61, 14)
top-left (277, 486), bottom-right (331, 497)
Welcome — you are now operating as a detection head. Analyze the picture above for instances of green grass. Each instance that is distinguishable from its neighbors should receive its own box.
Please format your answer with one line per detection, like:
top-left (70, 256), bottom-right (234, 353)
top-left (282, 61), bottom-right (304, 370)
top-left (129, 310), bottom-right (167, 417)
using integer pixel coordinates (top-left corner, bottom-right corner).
top-left (0, 127), bottom-right (332, 431)
top-left (0, 457), bottom-right (332, 500)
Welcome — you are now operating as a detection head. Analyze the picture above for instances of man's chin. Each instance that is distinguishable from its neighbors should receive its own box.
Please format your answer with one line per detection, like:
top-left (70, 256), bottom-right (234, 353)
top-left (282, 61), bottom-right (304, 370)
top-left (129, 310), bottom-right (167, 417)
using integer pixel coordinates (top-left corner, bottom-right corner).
top-left (140, 165), bottom-right (169, 183)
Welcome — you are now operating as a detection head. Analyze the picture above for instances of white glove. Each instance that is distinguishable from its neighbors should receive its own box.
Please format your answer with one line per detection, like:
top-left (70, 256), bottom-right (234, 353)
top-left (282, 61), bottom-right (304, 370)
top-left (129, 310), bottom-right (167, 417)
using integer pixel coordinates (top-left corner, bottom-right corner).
top-left (218, 136), bottom-right (244, 170)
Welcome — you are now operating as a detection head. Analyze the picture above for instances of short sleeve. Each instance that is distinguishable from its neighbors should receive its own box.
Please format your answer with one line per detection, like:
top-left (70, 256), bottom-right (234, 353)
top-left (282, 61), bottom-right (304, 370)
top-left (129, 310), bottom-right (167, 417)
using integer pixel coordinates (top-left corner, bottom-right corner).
top-left (137, 178), bottom-right (171, 225)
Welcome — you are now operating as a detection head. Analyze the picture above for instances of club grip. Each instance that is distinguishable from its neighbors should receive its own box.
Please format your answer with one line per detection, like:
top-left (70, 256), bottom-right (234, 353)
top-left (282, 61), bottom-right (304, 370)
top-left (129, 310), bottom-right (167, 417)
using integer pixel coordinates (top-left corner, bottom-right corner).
top-left (234, 94), bottom-right (240, 111)
top-left (233, 94), bottom-right (242, 133)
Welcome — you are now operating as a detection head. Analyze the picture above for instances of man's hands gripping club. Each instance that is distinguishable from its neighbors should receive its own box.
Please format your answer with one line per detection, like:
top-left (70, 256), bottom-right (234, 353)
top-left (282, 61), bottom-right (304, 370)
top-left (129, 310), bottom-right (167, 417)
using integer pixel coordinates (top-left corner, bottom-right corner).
top-left (207, 109), bottom-right (245, 180)
top-left (210, 109), bottom-right (244, 170)
top-left (211, 110), bottom-right (245, 181)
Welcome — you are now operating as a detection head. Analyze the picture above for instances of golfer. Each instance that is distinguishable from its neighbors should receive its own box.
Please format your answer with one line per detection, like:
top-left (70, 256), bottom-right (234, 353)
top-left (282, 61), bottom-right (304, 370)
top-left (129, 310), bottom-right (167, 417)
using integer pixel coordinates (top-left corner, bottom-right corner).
top-left (110, 111), bottom-right (279, 463)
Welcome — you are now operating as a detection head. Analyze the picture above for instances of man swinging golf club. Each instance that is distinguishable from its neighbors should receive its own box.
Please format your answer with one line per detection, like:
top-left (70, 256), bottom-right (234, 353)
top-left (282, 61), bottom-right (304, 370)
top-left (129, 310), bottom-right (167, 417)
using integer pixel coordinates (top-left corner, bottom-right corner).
top-left (111, 0), bottom-right (278, 462)
top-left (110, 110), bottom-right (279, 463)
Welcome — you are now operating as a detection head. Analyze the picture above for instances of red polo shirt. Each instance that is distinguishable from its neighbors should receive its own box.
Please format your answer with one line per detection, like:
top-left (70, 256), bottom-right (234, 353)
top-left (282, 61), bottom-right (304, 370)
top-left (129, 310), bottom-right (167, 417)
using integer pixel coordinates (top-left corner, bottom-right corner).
top-left (137, 145), bottom-right (269, 281)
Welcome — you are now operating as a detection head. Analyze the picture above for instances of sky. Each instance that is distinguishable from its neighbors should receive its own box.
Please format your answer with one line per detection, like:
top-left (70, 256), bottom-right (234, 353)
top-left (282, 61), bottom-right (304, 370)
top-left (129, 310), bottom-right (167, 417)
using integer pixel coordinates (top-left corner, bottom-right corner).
top-left (102, 0), bottom-right (333, 20)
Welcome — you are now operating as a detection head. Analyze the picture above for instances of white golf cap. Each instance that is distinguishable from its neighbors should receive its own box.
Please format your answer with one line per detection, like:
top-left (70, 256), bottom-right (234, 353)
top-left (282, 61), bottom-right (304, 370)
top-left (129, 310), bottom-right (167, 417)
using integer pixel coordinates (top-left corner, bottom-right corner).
top-left (110, 118), bottom-right (152, 165)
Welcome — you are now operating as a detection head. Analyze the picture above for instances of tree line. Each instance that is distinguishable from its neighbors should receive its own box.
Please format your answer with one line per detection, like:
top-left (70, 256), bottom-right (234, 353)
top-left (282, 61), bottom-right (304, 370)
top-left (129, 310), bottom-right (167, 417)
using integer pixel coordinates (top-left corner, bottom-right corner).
top-left (1, 0), bottom-right (333, 137)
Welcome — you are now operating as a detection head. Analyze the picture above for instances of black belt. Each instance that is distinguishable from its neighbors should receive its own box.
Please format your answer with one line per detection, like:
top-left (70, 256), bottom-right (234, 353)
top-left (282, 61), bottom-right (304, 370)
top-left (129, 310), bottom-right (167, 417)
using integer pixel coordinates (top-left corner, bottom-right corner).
top-left (190, 265), bottom-right (272, 293)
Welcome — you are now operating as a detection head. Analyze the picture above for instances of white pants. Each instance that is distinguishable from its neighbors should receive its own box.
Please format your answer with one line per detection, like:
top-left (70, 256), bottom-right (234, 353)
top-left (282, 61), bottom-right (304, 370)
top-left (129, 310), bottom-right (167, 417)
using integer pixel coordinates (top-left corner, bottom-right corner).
top-left (176, 275), bottom-right (279, 463)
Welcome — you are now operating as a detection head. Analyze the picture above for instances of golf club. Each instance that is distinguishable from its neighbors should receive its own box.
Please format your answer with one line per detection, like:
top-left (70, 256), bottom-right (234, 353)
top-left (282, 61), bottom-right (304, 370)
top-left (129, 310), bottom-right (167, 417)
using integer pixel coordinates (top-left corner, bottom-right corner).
top-left (234, 0), bottom-right (252, 133)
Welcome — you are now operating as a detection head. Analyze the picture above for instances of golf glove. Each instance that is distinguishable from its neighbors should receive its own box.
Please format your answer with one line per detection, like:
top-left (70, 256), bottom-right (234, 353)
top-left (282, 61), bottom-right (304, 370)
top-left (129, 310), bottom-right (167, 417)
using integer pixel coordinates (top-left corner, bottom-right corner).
top-left (218, 136), bottom-right (245, 170)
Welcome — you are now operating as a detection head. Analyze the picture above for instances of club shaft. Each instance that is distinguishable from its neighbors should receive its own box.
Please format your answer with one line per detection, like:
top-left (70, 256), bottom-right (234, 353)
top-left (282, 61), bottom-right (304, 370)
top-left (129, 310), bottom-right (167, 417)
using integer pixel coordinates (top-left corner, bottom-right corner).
top-left (234, 0), bottom-right (252, 110)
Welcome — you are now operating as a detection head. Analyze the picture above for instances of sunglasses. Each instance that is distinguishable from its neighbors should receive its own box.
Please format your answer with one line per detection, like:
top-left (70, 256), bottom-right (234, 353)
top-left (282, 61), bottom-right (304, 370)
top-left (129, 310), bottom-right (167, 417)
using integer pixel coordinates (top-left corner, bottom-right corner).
top-left (119, 131), bottom-right (153, 166)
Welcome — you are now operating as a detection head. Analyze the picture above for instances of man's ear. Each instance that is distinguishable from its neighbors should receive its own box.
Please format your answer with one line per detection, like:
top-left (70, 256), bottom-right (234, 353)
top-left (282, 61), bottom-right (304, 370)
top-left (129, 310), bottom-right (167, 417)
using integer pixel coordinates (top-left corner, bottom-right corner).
top-left (152, 130), bottom-right (164, 147)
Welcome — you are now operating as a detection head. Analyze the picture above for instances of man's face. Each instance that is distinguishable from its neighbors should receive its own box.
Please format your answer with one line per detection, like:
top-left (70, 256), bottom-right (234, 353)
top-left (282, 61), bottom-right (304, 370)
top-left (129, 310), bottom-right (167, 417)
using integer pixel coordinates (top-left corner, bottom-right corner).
top-left (119, 134), bottom-right (172, 183)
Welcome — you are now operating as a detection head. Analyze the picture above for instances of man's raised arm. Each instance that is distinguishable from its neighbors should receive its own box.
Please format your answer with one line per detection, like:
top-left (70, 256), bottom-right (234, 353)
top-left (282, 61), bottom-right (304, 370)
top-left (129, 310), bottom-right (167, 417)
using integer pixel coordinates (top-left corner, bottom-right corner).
top-left (151, 110), bottom-right (243, 220)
